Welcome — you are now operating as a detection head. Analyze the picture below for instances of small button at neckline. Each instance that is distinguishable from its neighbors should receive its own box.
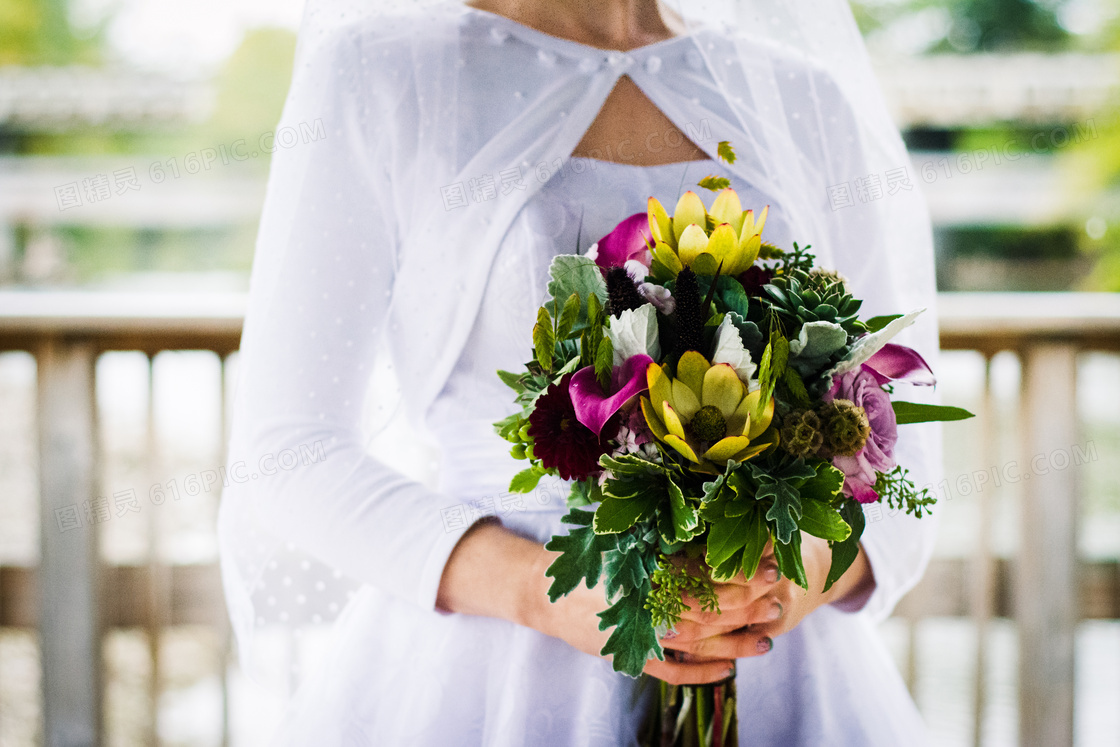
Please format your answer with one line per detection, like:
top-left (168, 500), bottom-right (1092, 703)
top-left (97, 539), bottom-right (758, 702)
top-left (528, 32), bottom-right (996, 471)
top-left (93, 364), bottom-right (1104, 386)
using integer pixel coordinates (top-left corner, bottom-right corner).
top-left (606, 51), bottom-right (632, 68)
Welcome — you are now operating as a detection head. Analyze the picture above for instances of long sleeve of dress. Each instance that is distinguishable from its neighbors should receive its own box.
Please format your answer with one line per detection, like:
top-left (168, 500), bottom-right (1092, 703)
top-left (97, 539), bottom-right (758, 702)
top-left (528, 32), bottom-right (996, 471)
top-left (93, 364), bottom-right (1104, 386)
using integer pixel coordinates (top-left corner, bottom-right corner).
top-left (225, 23), bottom-right (475, 613)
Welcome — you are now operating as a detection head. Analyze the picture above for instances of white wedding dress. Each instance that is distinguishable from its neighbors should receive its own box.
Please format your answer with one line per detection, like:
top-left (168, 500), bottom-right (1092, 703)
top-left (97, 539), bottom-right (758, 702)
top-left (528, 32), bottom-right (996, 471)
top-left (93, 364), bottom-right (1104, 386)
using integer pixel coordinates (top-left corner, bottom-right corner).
top-left (269, 153), bottom-right (929, 745)
top-left (220, 5), bottom-right (942, 745)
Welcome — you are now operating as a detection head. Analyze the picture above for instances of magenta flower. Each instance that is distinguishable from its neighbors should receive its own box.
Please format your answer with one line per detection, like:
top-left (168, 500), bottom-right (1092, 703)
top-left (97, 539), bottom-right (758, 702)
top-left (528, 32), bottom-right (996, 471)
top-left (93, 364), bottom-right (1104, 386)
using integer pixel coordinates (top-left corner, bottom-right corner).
top-left (826, 366), bottom-right (898, 503)
top-left (569, 354), bottom-right (655, 437)
top-left (863, 343), bottom-right (935, 386)
top-left (587, 213), bottom-right (653, 274)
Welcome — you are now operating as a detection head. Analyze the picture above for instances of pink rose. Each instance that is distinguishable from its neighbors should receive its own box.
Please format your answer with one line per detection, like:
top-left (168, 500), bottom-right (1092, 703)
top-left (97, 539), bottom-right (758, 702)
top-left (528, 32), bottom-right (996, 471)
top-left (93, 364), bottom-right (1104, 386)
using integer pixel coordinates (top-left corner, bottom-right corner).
top-left (826, 365), bottom-right (898, 503)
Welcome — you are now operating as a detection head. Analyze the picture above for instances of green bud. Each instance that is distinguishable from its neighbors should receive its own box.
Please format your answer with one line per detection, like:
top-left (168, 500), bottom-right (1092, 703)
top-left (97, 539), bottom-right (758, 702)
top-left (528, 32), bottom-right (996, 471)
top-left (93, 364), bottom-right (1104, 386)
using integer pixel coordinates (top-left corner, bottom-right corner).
top-left (689, 405), bottom-right (727, 443)
top-left (780, 409), bottom-right (824, 458)
top-left (818, 399), bottom-right (870, 457)
top-left (510, 443), bottom-right (527, 460)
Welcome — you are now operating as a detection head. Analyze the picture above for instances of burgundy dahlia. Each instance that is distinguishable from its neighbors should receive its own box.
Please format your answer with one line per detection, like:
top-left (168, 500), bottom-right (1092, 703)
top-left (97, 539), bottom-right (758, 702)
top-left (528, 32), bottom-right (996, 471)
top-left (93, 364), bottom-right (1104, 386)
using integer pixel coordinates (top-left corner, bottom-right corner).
top-left (528, 372), bottom-right (619, 481)
top-left (737, 265), bottom-right (773, 297)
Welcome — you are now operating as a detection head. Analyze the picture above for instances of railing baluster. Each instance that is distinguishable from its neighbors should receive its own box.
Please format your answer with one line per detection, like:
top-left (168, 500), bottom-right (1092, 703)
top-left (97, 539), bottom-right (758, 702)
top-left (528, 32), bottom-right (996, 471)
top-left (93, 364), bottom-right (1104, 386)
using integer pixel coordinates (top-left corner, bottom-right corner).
top-left (1018, 343), bottom-right (1080, 747)
top-left (971, 355), bottom-right (996, 747)
top-left (219, 352), bottom-right (232, 747)
top-left (37, 336), bottom-right (101, 747)
top-left (145, 353), bottom-right (166, 747)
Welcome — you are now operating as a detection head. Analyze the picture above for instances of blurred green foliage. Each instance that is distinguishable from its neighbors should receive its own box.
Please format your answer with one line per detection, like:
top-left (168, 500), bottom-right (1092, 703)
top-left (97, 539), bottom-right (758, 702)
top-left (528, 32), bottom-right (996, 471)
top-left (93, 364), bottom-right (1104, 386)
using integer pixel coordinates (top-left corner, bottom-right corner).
top-left (854, 0), bottom-right (1086, 53)
top-left (0, 0), bottom-right (104, 65)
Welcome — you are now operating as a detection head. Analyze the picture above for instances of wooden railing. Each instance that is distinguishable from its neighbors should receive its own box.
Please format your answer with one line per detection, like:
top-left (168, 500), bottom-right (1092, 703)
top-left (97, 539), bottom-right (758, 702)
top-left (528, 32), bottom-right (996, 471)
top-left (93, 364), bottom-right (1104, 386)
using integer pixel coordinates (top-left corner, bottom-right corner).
top-left (1, 290), bottom-right (1119, 747)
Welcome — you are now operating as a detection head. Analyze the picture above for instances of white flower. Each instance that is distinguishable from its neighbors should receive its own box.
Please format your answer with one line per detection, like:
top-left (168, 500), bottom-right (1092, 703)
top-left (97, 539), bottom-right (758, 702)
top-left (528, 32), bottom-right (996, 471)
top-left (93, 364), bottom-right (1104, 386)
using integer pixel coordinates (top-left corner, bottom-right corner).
top-left (711, 314), bottom-right (757, 383)
top-left (823, 308), bottom-right (925, 385)
top-left (608, 304), bottom-right (661, 366)
top-left (637, 282), bottom-right (676, 314)
top-left (612, 425), bottom-right (642, 456)
top-left (624, 259), bottom-right (649, 284)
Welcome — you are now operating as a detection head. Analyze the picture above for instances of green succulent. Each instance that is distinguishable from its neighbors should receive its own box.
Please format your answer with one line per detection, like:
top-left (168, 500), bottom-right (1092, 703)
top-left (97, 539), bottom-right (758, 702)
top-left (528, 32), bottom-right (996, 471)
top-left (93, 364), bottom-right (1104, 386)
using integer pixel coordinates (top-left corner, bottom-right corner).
top-left (761, 269), bottom-right (863, 334)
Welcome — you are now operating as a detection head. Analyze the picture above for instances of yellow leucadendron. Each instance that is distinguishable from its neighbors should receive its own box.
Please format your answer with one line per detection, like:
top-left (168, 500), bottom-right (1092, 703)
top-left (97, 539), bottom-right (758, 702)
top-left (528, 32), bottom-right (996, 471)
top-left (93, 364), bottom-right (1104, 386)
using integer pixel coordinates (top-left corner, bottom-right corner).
top-left (640, 351), bottom-right (775, 473)
top-left (647, 189), bottom-right (768, 276)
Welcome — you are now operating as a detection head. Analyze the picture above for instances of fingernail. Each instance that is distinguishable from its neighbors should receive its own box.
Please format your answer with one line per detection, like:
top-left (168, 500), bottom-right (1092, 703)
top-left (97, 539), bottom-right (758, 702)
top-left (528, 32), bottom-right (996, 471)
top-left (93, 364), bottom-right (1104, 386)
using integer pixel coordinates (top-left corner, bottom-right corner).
top-left (662, 629), bottom-right (678, 640)
top-left (763, 566), bottom-right (779, 583)
top-left (757, 637), bottom-right (773, 654)
top-left (767, 602), bottom-right (782, 621)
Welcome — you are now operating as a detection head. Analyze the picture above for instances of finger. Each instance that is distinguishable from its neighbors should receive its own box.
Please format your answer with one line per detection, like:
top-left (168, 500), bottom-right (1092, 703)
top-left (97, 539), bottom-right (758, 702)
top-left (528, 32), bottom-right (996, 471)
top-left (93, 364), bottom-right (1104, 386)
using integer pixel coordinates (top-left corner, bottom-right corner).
top-left (667, 627), bottom-right (775, 660)
top-left (743, 596), bottom-right (783, 626)
top-left (644, 656), bottom-right (736, 686)
top-left (712, 558), bottom-right (781, 588)
top-left (662, 616), bottom-right (745, 646)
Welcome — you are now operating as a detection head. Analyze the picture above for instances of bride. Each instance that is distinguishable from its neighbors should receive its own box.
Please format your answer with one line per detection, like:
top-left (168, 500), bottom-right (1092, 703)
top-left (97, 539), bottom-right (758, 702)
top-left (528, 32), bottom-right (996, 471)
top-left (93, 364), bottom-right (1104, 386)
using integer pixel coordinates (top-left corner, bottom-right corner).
top-left (217, 0), bottom-right (943, 743)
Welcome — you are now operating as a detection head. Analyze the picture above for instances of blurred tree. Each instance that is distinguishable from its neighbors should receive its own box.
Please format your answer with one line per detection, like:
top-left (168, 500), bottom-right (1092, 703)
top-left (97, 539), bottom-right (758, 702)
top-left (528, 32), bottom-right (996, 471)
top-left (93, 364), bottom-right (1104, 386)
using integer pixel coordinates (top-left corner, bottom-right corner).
top-left (0, 0), bottom-right (105, 65)
top-left (854, 0), bottom-right (1073, 53)
top-left (1064, 28), bottom-right (1120, 291)
top-left (202, 28), bottom-right (298, 150)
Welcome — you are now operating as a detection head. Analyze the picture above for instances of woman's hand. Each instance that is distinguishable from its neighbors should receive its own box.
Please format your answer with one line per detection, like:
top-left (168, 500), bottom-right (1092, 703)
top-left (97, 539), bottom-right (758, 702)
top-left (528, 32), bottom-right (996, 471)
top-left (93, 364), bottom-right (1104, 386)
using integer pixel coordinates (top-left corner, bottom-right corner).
top-left (522, 547), bottom-right (747, 686)
top-left (654, 535), bottom-right (874, 661)
top-left (436, 520), bottom-right (766, 685)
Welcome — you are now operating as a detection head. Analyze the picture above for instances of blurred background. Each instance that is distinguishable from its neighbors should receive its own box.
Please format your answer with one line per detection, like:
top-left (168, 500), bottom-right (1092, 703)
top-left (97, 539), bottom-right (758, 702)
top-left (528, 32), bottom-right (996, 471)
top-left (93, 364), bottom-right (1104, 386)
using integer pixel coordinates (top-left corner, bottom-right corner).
top-left (0, 0), bottom-right (1118, 745)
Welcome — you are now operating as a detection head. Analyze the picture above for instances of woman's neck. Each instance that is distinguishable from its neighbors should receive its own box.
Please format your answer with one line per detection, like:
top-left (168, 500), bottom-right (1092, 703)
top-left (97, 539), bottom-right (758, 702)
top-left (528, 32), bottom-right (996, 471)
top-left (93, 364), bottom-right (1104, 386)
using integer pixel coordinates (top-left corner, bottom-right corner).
top-left (465, 0), bottom-right (685, 51)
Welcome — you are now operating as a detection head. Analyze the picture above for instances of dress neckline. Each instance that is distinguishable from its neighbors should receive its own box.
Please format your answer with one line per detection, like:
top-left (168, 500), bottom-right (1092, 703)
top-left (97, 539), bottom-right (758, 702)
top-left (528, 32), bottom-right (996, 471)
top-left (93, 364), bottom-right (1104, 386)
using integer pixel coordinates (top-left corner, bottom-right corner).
top-left (462, 4), bottom-right (700, 57)
top-left (567, 155), bottom-right (715, 171)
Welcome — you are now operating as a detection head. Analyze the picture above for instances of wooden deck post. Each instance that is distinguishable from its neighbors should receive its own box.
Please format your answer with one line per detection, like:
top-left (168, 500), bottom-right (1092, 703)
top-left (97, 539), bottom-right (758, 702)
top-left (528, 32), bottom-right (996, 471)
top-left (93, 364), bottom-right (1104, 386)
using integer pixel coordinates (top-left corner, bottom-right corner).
top-left (37, 336), bottom-right (101, 747)
top-left (1017, 343), bottom-right (1079, 747)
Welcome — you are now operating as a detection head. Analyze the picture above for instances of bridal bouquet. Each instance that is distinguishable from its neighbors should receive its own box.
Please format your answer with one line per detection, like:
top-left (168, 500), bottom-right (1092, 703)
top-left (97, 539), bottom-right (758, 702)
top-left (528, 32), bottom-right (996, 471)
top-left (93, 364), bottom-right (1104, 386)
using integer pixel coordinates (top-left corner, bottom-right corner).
top-left (493, 145), bottom-right (970, 745)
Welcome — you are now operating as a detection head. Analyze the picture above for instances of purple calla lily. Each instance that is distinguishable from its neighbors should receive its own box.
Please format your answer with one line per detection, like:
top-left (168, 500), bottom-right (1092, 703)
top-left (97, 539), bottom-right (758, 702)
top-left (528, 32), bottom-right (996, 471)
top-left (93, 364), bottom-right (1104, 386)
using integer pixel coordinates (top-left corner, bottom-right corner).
top-left (590, 213), bottom-right (653, 272)
top-left (570, 354), bottom-right (655, 437)
top-left (864, 343), bottom-right (936, 386)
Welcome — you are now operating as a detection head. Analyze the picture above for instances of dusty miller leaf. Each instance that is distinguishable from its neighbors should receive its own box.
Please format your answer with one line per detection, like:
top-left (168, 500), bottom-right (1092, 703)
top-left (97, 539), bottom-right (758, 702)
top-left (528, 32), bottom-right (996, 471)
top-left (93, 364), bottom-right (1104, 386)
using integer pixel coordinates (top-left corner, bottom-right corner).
top-left (543, 508), bottom-right (613, 601)
top-left (598, 585), bottom-right (661, 678)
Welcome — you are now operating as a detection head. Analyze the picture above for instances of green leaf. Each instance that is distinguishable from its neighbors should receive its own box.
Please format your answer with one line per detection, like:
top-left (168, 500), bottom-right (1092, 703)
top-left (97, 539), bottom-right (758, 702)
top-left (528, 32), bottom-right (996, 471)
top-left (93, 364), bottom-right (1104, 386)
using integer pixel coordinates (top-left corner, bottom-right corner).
top-left (496, 369), bottom-right (526, 393)
top-left (705, 510), bottom-right (754, 572)
top-left (772, 529), bottom-right (807, 589)
top-left (892, 401), bottom-right (975, 425)
top-left (603, 543), bottom-right (651, 600)
top-left (759, 476), bottom-right (802, 544)
top-left (587, 292), bottom-right (604, 328)
top-left (798, 463), bottom-right (845, 503)
top-left (799, 499), bottom-right (851, 542)
top-left (717, 141), bottom-right (737, 164)
top-left (547, 255), bottom-right (608, 333)
top-left (824, 500), bottom-right (866, 593)
top-left (594, 493), bottom-right (657, 534)
top-left (740, 508), bottom-right (770, 581)
top-left (509, 467), bottom-right (545, 494)
top-left (595, 334), bottom-right (614, 390)
top-left (601, 453), bottom-right (667, 478)
top-left (756, 328), bottom-right (788, 421)
top-left (557, 292), bottom-right (581, 340)
top-left (567, 479), bottom-right (594, 507)
top-left (698, 175), bottom-right (731, 191)
top-left (782, 367), bottom-right (812, 408)
top-left (598, 588), bottom-right (661, 678)
top-left (543, 509), bottom-right (613, 601)
top-left (533, 306), bottom-right (554, 373)
top-left (663, 478), bottom-right (701, 544)
top-left (864, 314), bottom-right (903, 333)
